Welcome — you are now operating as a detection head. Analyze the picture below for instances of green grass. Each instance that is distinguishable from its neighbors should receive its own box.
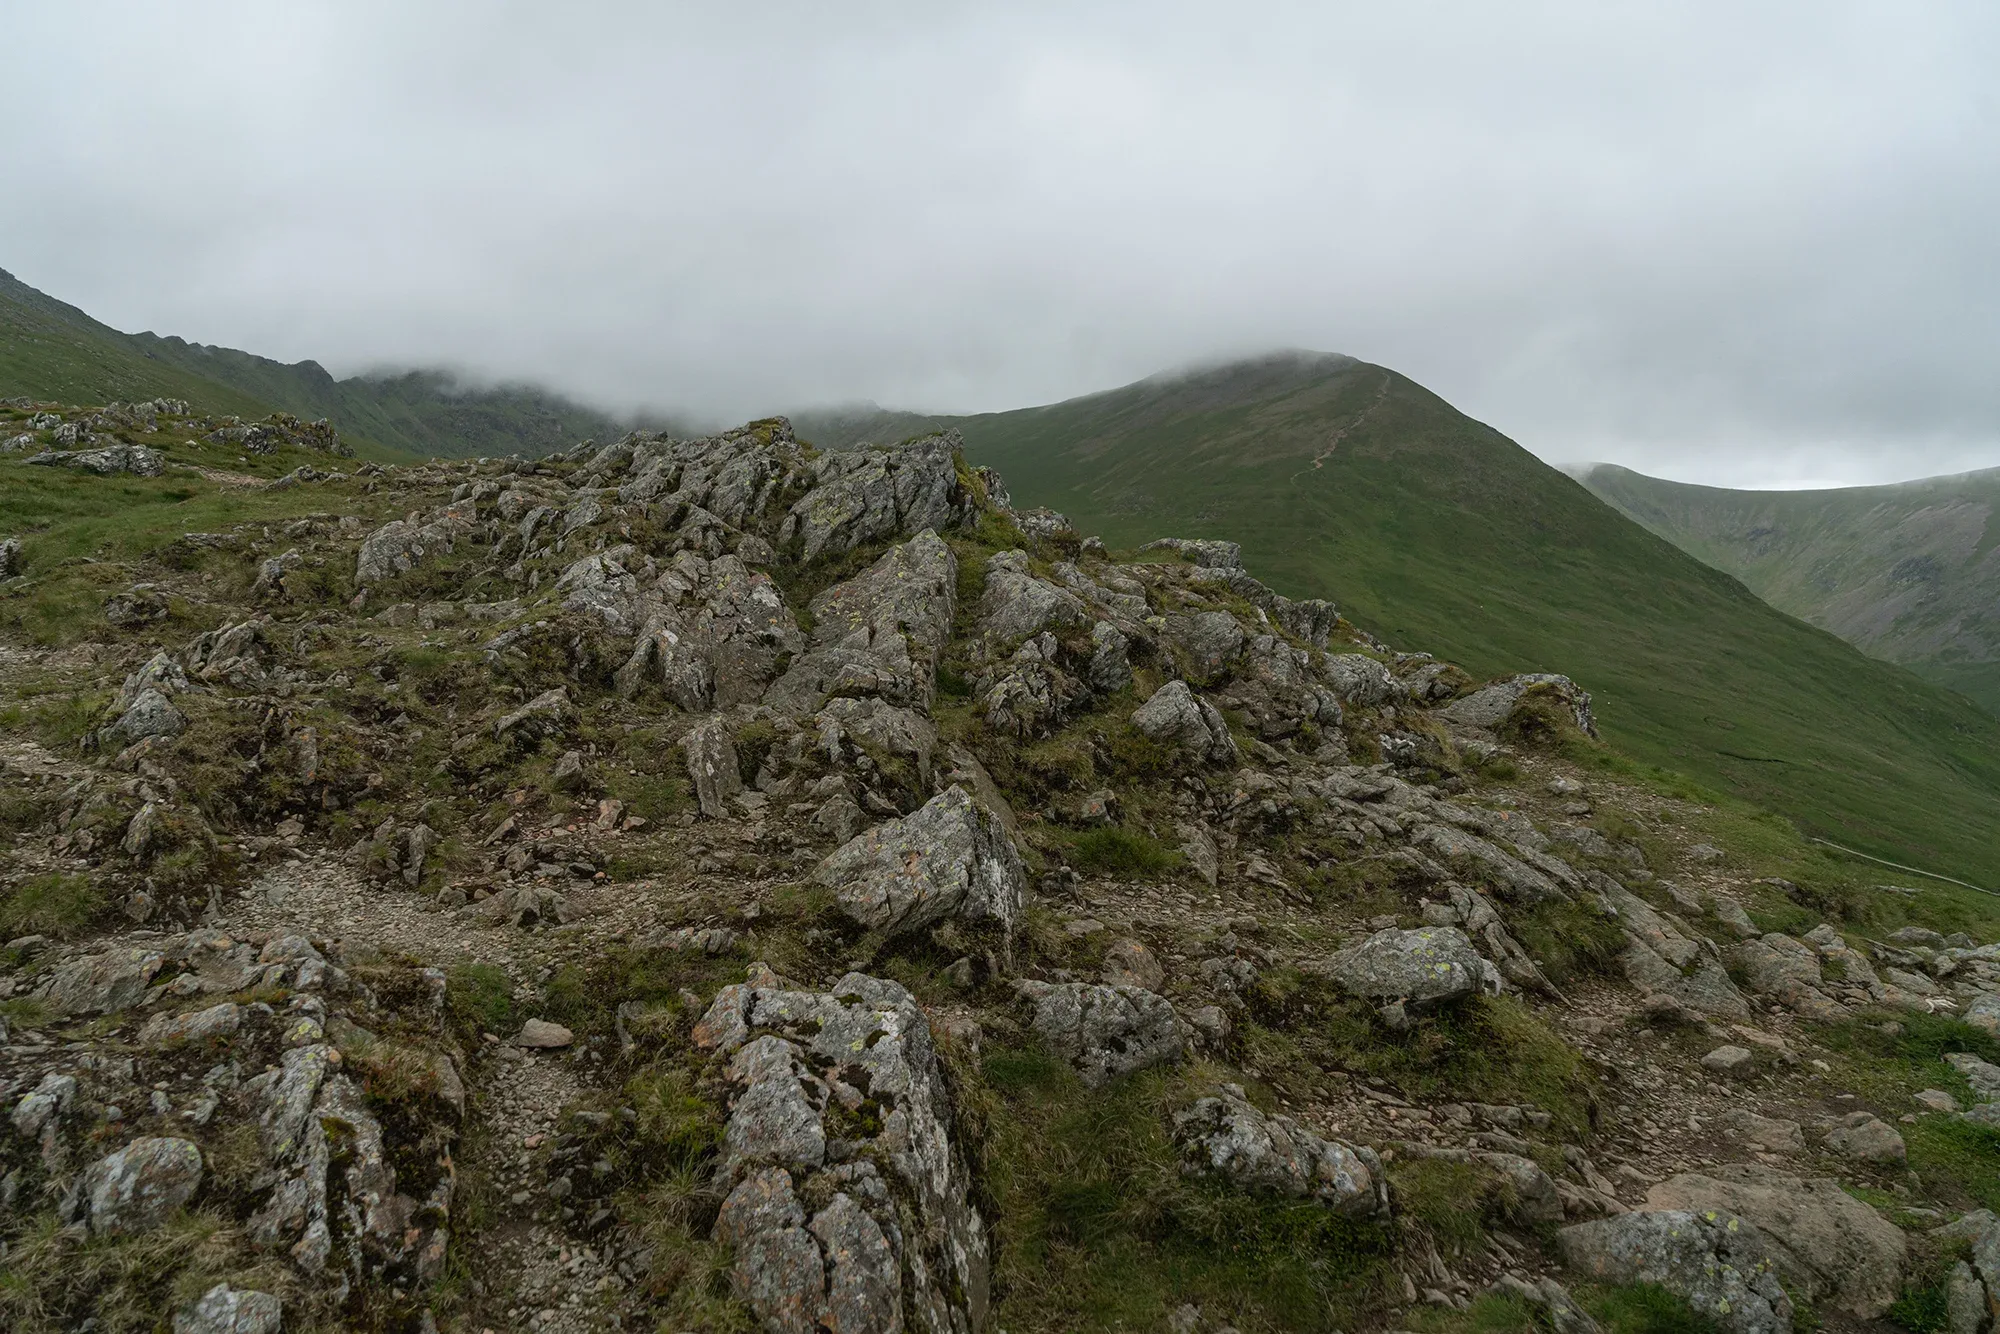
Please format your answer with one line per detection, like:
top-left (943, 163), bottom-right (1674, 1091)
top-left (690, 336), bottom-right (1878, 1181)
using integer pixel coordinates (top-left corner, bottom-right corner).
top-left (1063, 825), bottom-right (1182, 877)
top-left (972, 1046), bottom-right (1396, 1333)
top-left (820, 353), bottom-right (2000, 889)
top-left (0, 871), bottom-right (106, 937)
top-left (1816, 1014), bottom-right (2000, 1208)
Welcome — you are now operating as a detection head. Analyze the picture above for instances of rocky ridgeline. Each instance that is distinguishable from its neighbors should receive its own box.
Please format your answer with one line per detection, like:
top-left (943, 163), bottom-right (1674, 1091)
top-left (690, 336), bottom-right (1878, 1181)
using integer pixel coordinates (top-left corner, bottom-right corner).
top-left (0, 396), bottom-right (351, 477)
top-left (2, 412), bottom-right (2000, 1333)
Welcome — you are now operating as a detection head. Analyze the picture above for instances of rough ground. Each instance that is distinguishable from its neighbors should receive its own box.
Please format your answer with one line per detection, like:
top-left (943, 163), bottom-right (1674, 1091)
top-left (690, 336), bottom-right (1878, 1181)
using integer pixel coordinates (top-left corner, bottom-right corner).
top-left (3, 397), bottom-right (2000, 1334)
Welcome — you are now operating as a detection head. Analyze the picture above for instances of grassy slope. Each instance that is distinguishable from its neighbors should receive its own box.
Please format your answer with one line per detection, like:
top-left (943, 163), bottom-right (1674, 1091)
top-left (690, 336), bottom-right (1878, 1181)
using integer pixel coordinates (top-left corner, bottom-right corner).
top-left (0, 267), bottom-right (643, 458)
top-left (810, 353), bottom-right (2000, 887)
top-left (1581, 462), bottom-right (2000, 716)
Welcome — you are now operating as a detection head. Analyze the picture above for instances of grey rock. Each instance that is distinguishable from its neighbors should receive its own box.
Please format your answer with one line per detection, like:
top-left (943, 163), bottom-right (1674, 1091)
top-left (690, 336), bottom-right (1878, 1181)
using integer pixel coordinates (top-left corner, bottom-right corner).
top-left (1647, 1165), bottom-right (1907, 1318)
top-left (812, 786), bottom-right (1025, 935)
top-left (354, 509), bottom-right (471, 583)
top-left (1962, 993), bottom-right (2000, 1040)
top-left (1321, 927), bottom-right (1501, 1009)
top-left (516, 1019), bottom-right (574, 1048)
top-left (814, 696), bottom-right (938, 788)
top-left (1142, 537), bottom-right (1242, 568)
top-left (139, 1002), bottom-right (243, 1047)
top-left (27, 443), bottom-right (166, 476)
top-left (764, 532), bottom-right (958, 716)
top-left (1162, 610), bottom-right (1245, 683)
top-left (1130, 680), bottom-right (1238, 765)
top-left (1274, 596), bottom-right (1339, 649)
top-left (43, 946), bottom-right (164, 1016)
top-left (1701, 1045), bottom-right (1755, 1074)
top-left (173, 1283), bottom-right (283, 1334)
top-left (977, 549), bottom-right (1091, 647)
top-left (1719, 1110), bottom-right (1805, 1153)
top-left (104, 686), bottom-right (187, 745)
top-left (85, 1136), bottom-right (204, 1235)
top-left (684, 716), bottom-right (743, 819)
top-left (1177, 822), bottom-right (1220, 887)
top-left (11, 1072), bottom-right (77, 1137)
top-left (1946, 1261), bottom-right (1984, 1334)
top-left (694, 969), bottom-right (988, 1334)
top-left (779, 432), bottom-right (970, 562)
top-left (1948, 1052), bottom-right (2000, 1102)
top-left (0, 536), bottom-right (21, 577)
top-left (1087, 620), bottom-right (1133, 694)
top-left (1015, 979), bottom-right (1184, 1087)
top-left (1824, 1112), bottom-right (1906, 1164)
top-left (1440, 673), bottom-right (1597, 736)
top-left (1412, 823), bottom-right (1566, 903)
top-left (811, 794), bottom-right (867, 844)
top-left (1101, 937), bottom-right (1165, 991)
top-left (1320, 653), bottom-right (1399, 707)
top-left (494, 686), bottom-right (574, 742)
top-left (1174, 1086), bottom-right (1386, 1216)
top-left (1560, 1209), bottom-right (1793, 1334)
top-left (1619, 935), bottom-right (1751, 1020)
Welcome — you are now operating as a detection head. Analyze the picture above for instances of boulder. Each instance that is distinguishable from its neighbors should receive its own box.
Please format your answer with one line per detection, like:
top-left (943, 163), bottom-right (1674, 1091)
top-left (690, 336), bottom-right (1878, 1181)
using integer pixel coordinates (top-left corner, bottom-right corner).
top-left (1174, 1085), bottom-right (1386, 1217)
top-left (173, 1284), bottom-right (283, 1334)
top-left (494, 686), bottom-right (574, 742)
top-left (1101, 937), bottom-right (1165, 991)
top-left (1162, 611), bottom-right (1245, 683)
top-left (85, 1136), bottom-right (205, 1235)
top-left (1719, 1110), bottom-right (1805, 1153)
top-left (27, 443), bottom-right (166, 476)
top-left (977, 550), bottom-right (1091, 647)
top-left (1142, 537), bottom-right (1242, 568)
top-left (1320, 653), bottom-right (1399, 707)
top-left (779, 432), bottom-right (970, 562)
top-left (1701, 1045), bottom-right (1755, 1074)
top-left (1130, 680), bottom-right (1238, 765)
top-left (1560, 1209), bottom-right (1793, 1334)
top-left (764, 532), bottom-right (958, 716)
top-left (516, 1019), bottom-right (574, 1048)
top-left (1949, 1052), bottom-right (2000, 1102)
top-left (1321, 927), bottom-right (1501, 1011)
top-left (812, 786), bottom-right (1025, 936)
top-left (1646, 1165), bottom-right (1907, 1318)
top-left (694, 970), bottom-right (989, 1334)
top-left (1087, 620), bottom-right (1133, 694)
top-left (1823, 1112), bottom-right (1905, 1165)
top-left (1014, 980), bottom-right (1185, 1087)
top-left (104, 686), bottom-right (187, 745)
top-left (1440, 673), bottom-right (1596, 736)
top-left (354, 510), bottom-right (471, 584)
top-left (684, 716), bottom-right (743, 819)
top-left (42, 946), bottom-right (164, 1016)
top-left (1962, 994), bottom-right (2000, 1040)
top-left (139, 1002), bottom-right (243, 1047)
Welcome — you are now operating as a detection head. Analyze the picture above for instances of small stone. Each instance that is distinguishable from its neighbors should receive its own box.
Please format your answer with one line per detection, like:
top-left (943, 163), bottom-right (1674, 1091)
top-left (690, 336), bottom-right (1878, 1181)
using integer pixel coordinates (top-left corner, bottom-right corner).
top-left (1700, 1045), bottom-right (1755, 1074)
top-left (1915, 1089), bottom-right (1960, 1114)
top-left (173, 1283), bottom-right (282, 1334)
top-left (516, 1019), bottom-right (574, 1049)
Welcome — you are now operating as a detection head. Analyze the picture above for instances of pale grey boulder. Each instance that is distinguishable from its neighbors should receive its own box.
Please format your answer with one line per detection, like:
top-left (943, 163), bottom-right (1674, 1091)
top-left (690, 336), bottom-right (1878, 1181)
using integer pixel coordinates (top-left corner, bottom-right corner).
top-left (1130, 680), bottom-right (1238, 765)
top-left (173, 1284), bottom-right (283, 1334)
top-left (27, 443), bottom-right (166, 475)
top-left (1646, 1165), bottom-right (1907, 1318)
top-left (494, 686), bottom-right (574, 742)
top-left (694, 970), bottom-right (989, 1334)
top-left (778, 431), bottom-right (970, 562)
top-left (1320, 653), bottom-right (1400, 707)
top-left (684, 716), bottom-right (743, 819)
top-left (139, 1002), bottom-right (243, 1047)
top-left (103, 685), bottom-right (187, 745)
top-left (354, 508), bottom-right (472, 584)
top-left (977, 549), bottom-right (1091, 647)
top-left (42, 946), bottom-right (165, 1016)
top-left (1824, 1112), bottom-right (1906, 1165)
top-left (764, 532), bottom-right (958, 716)
top-left (1162, 610), bottom-right (1245, 683)
top-left (814, 696), bottom-right (938, 788)
top-left (1322, 927), bottom-right (1501, 1010)
top-left (1560, 1209), bottom-right (1793, 1334)
top-left (1087, 620), bottom-right (1133, 694)
top-left (1440, 672), bottom-right (1597, 735)
top-left (812, 785), bottom-right (1025, 935)
top-left (1173, 1085), bottom-right (1386, 1217)
top-left (85, 1136), bottom-right (204, 1235)
top-left (1014, 979), bottom-right (1184, 1087)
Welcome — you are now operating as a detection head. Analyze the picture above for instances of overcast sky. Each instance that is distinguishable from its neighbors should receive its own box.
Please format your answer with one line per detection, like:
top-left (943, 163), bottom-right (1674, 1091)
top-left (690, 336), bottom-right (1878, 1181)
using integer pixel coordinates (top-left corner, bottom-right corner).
top-left (4, 2), bottom-right (1995, 487)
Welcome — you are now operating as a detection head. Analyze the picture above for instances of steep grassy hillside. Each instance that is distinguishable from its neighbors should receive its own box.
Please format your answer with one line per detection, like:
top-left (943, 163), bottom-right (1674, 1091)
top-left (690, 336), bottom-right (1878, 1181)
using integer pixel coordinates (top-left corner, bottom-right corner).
top-left (1582, 463), bottom-right (2000, 716)
top-left (813, 354), bottom-right (2000, 887)
top-left (0, 268), bottom-right (645, 458)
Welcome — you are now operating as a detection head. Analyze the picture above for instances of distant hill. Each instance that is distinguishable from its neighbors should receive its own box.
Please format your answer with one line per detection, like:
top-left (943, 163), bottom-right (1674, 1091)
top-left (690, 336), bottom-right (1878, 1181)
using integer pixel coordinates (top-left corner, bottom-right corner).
top-left (0, 267), bottom-right (651, 458)
top-left (820, 352), bottom-right (2000, 886)
top-left (1580, 463), bottom-right (2000, 717)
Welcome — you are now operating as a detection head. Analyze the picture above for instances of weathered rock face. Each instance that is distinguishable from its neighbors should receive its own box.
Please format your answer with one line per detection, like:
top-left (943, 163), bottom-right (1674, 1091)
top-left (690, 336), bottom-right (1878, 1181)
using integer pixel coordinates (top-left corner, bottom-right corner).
top-left (494, 686), bottom-right (575, 742)
top-left (172, 1283), bottom-right (283, 1334)
top-left (355, 508), bottom-right (473, 584)
top-left (103, 685), bottom-right (187, 746)
top-left (977, 550), bottom-right (1091, 648)
top-left (779, 431), bottom-right (972, 563)
top-left (1560, 1209), bottom-right (1794, 1334)
top-left (765, 532), bottom-right (958, 716)
top-left (41, 945), bottom-right (164, 1016)
top-left (1823, 1111), bottom-right (1906, 1164)
top-left (27, 442), bottom-right (166, 475)
top-left (694, 970), bottom-right (989, 1334)
top-left (684, 715), bottom-right (744, 819)
top-left (812, 786), bottom-right (1026, 935)
top-left (1130, 680), bottom-right (1239, 765)
top-left (1014, 979), bottom-right (1184, 1087)
top-left (1143, 537), bottom-right (1242, 568)
top-left (1174, 1086), bottom-right (1387, 1217)
top-left (1439, 673), bottom-right (1597, 736)
top-left (1645, 1165), bottom-right (1907, 1318)
top-left (1162, 611), bottom-right (1245, 684)
top-left (84, 1135), bottom-right (205, 1235)
top-left (1321, 653), bottom-right (1399, 707)
top-left (1321, 927), bottom-right (1501, 1009)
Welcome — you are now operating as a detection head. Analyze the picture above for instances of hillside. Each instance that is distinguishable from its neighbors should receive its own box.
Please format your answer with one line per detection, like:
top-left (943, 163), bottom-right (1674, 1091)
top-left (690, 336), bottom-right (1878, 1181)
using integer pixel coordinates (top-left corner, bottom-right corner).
top-left (0, 267), bottom-right (644, 458)
top-left (1581, 462), bottom-right (2000, 716)
top-left (6, 399), bottom-right (2000, 1333)
top-left (802, 353), bottom-right (2000, 889)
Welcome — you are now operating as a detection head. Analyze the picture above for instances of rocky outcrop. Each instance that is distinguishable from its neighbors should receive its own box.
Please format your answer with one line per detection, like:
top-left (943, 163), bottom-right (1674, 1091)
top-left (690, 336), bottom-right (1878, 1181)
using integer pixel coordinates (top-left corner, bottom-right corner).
top-left (1645, 1165), bottom-right (1906, 1318)
top-left (27, 443), bottom-right (166, 475)
top-left (976, 549), bottom-right (1091, 647)
top-left (83, 1135), bottom-right (204, 1234)
top-left (779, 431), bottom-right (973, 562)
top-left (1130, 680), bottom-right (1238, 764)
top-left (355, 507), bottom-right (473, 584)
top-left (1440, 672), bottom-right (1596, 736)
top-left (812, 786), bottom-right (1025, 936)
top-left (1560, 1209), bottom-right (1793, 1334)
top-left (1014, 979), bottom-right (1184, 1087)
top-left (765, 532), bottom-right (958, 716)
top-left (694, 969), bottom-right (989, 1334)
top-left (1320, 926), bottom-right (1501, 1022)
top-left (684, 715), bottom-right (744, 819)
top-left (1174, 1085), bottom-right (1387, 1217)
top-left (172, 1284), bottom-right (283, 1334)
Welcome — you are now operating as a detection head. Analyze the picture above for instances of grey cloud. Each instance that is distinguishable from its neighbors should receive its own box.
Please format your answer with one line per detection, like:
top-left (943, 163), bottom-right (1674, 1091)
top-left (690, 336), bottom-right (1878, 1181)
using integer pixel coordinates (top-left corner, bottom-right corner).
top-left (2, 1), bottom-right (1995, 487)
